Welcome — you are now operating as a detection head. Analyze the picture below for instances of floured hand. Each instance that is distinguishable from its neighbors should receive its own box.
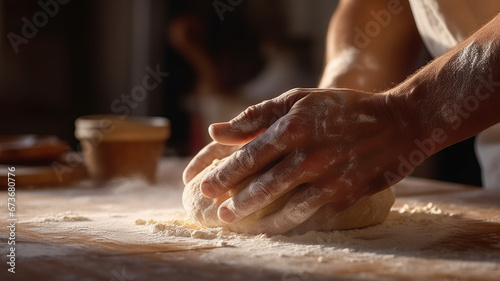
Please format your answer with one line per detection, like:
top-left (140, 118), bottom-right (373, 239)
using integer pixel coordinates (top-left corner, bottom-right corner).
top-left (199, 88), bottom-right (416, 235)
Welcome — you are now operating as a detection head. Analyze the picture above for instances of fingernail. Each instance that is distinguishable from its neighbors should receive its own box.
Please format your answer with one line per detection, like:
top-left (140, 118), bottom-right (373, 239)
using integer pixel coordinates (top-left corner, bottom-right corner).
top-left (218, 206), bottom-right (235, 223)
top-left (201, 182), bottom-right (216, 198)
top-left (211, 122), bottom-right (231, 129)
top-left (209, 122), bottom-right (231, 136)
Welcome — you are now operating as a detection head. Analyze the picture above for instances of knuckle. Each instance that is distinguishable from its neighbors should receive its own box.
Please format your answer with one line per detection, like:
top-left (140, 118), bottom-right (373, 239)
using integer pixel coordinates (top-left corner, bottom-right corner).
top-left (209, 169), bottom-right (230, 189)
top-left (249, 182), bottom-right (275, 202)
top-left (233, 148), bottom-right (257, 171)
top-left (291, 186), bottom-right (325, 206)
top-left (275, 115), bottom-right (307, 138)
top-left (287, 87), bottom-right (307, 95)
top-left (237, 104), bottom-right (261, 123)
top-left (286, 206), bottom-right (310, 224)
top-left (295, 152), bottom-right (328, 176)
top-left (281, 87), bottom-right (310, 104)
top-left (270, 104), bottom-right (288, 123)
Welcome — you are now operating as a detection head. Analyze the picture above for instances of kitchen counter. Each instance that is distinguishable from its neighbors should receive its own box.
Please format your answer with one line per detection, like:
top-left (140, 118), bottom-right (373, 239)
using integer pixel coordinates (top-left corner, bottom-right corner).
top-left (1, 157), bottom-right (499, 281)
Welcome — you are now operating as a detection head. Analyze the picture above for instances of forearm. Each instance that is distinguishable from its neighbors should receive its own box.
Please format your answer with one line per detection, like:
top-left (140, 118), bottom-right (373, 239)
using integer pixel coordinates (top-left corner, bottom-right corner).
top-left (389, 14), bottom-right (500, 154)
top-left (319, 0), bottom-right (425, 92)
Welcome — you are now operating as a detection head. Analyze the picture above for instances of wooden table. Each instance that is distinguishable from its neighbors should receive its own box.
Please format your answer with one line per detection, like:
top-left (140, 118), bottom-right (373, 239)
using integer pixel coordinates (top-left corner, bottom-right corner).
top-left (1, 158), bottom-right (499, 281)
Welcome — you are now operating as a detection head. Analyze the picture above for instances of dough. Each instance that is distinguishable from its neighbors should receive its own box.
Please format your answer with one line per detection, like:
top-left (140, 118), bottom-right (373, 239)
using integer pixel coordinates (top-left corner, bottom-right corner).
top-left (183, 158), bottom-right (395, 235)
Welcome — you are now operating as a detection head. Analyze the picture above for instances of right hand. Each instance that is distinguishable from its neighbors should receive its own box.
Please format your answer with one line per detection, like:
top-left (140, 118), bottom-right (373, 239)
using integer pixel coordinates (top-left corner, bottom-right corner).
top-left (193, 88), bottom-right (417, 235)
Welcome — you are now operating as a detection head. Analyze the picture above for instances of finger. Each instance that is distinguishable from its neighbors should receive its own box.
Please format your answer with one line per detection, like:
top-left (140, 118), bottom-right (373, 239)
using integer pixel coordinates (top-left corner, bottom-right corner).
top-left (200, 127), bottom-right (287, 198)
top-left (182, 141), bottom-right (240, 185)
top-left (256, 184), bottom-right (334, 235)
top-left (215, 149), bottom-right (321, 223)
top-left (200, 111), bottom-right (309, 198)
top-left (209, 88), bottom-right (308, 145)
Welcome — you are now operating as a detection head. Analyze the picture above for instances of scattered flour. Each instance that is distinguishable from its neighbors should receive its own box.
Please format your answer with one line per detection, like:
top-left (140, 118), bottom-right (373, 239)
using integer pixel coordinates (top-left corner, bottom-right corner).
top-left (135, 202), bottom-right (461, 257)
top-left (398, 202), bottom-right (449, 215)
top-left (135, 219), bottom-right (147, 225)
top-left (26, 211), bottom-right (91, 223)
top-left (139, 218), bottom-right (235, 240)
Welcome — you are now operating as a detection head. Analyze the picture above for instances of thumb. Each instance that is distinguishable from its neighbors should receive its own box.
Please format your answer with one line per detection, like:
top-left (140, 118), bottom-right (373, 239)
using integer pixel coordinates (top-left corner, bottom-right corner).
top-left (209, 89), bottom-right (307, 145)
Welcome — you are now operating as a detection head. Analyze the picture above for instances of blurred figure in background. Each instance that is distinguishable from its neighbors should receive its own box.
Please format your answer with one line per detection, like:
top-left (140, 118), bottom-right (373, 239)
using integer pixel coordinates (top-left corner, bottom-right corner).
top-left (166, 1), bottom-right (313, 154)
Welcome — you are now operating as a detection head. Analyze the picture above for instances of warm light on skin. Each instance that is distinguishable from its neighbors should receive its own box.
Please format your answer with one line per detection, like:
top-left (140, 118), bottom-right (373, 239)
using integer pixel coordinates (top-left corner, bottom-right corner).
top-left (183, 1), bottom-right (500, 234)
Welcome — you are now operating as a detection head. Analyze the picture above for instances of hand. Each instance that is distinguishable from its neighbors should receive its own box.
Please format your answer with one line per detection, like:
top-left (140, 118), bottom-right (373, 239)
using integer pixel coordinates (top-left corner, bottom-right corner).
top-left (200, 88), bottom-right (416, 235)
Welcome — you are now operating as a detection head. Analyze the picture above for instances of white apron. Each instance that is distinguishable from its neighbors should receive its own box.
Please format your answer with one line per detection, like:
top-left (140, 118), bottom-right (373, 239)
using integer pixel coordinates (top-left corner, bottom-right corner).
top-left (408, 0), bottom-right (500, 188)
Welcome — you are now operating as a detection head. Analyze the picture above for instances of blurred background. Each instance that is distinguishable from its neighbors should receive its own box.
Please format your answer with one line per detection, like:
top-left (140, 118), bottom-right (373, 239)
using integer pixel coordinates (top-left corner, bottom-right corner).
top-left (0, 0), bottom-right (481, 186)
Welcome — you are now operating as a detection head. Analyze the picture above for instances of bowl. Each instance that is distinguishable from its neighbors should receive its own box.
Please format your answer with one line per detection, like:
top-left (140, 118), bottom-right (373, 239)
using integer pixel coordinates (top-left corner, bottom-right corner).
top-left (75, 115), bottom-right (170, 184)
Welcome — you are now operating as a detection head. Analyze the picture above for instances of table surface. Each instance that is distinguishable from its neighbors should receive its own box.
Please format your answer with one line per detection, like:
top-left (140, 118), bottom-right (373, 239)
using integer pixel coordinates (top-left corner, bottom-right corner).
top-left (1, 158), bottom-right (500, 281)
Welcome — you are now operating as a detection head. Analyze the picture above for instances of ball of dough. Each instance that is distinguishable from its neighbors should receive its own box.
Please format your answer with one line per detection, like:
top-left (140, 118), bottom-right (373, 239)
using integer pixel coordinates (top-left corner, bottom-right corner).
top-left (182, 158), bottom-right (395, 235)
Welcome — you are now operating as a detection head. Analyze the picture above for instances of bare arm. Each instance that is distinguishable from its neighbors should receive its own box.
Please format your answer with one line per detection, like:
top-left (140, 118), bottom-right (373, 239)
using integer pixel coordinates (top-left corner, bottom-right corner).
top-left (388, 14), bottom-right (500, 163)
top-left (183, 0), bottom-right (424, 183)
top-left (319, 0), bottom-right (425, 91)
top-left (187, 2), bottom-right (500, 235)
